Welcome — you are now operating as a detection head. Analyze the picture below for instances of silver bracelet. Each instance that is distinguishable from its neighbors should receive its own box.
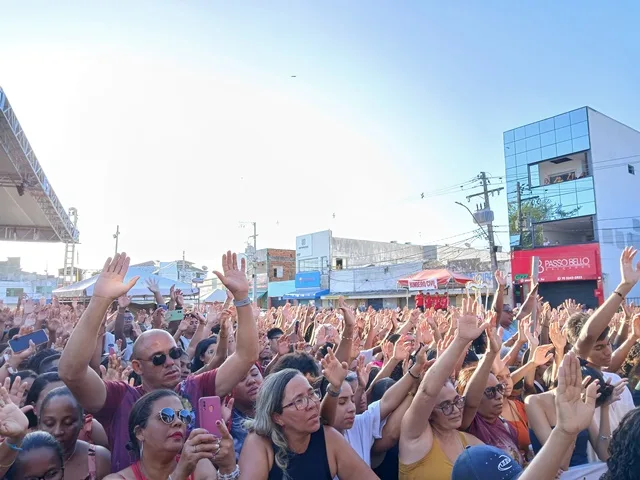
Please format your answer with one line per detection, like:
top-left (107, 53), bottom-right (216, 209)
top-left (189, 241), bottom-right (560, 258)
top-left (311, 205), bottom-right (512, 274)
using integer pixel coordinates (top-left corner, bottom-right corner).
top-left (233, 297), bottom-right (251, 307)
top-left (599, 434), bottom-right (611, 441)
top-left (217, 464), bottom-right (240, 480)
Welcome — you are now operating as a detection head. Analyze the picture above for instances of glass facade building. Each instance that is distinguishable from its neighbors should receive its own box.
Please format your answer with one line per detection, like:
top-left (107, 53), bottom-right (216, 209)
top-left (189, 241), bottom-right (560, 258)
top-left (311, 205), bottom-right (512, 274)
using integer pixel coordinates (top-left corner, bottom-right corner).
top-left (504, 107), bottom-right (596, 247)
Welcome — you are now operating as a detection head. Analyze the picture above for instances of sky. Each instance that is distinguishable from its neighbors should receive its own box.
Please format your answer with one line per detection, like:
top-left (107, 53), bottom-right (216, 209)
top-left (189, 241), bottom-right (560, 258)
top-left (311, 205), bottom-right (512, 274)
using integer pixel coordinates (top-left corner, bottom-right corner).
top-left (1, 1), bottom-right (640, 275)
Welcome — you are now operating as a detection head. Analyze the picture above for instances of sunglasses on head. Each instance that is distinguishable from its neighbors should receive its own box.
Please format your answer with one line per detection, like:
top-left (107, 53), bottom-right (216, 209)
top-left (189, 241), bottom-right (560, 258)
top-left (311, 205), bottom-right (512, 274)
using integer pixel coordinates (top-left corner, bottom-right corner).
top-left (150, 347), bottom-right (183, 366)
top-left (158, 407), bottom-right (194, 426)
top-left (484, 383), bottom-right (506, 399)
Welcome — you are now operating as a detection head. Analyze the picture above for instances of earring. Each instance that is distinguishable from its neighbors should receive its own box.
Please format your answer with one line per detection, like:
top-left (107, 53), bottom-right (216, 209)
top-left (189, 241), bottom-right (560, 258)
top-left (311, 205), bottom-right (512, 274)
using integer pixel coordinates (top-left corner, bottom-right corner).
top-left (140, 439), bottom-right (144, 459)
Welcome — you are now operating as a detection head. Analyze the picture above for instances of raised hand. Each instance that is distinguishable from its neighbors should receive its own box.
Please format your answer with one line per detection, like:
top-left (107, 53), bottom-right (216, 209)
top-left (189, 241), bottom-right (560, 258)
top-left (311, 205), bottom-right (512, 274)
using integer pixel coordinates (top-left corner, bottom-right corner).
top-left (549, 321), bottom-right (567, 353)
top-left (3, 376), bottom-right (27, 407)
top-left (393, 335), bottom-right (412, 362)
top-left (495, 270), bottom-right (507, 286)
top-left (145, 277), bottom-right (160, 294)
top-left (213, 251), bottom-right (249, 300)
top-left (620, 246), bottom-right (640, 286)
top-left (277, 334), bottom-right (291, 356)
top-left (93, 254), bottom-right (140, 300)
top-left (555, 351), bottom-right (599, 436)
top-left (117, 295), bottom-right (131, 309)
top-left (338, 296), bottom-right (355, 328)
top-left (0, 386), bottom-right (31, 439)
top-left (532, 344), bottom-right (555, 366)
top-left (457, 298), bottom-right (490, 342)
top-left (321, 347), bottom-right (349, 388)
top-left (631, 314), bottom-right (640, 340)
top-left (604, 379), bottom-right (629, 406)
top-left (213, 420), bottom-right (236, 473)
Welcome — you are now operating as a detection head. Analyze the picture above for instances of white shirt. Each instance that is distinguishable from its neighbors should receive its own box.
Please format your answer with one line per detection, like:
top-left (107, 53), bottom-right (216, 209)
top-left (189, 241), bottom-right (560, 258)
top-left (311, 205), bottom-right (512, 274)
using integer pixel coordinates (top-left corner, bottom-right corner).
top-left (103, 332), bottom-right (116, 355)
top-left (586, 371), bottom-right (634, 463)
top-left (180, 335), bottom-right (192, 351)
top-left (343, 400), bottom-right (386, 467)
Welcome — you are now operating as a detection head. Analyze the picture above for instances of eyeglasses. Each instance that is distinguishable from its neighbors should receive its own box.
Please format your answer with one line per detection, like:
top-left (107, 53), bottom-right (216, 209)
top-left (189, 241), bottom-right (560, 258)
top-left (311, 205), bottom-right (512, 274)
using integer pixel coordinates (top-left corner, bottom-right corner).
top-left (25, 469), bottom-right (64, 480)
top-left (147, 347), bottom-right (183, 366)
top-left (434, 395), bottom-right (466, 416)
top-left (282, 390), bottom-right (321, 411)
top-left (158, 407), bottom-right (194, 426)
top-left (484, 383), bottom-right (506, 399)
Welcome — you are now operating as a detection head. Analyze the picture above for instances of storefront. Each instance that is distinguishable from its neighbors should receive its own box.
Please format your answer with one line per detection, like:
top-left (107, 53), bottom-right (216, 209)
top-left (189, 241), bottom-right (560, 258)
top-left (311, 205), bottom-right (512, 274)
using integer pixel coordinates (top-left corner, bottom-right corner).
top-left (511, 243), bottom-right (603, 308)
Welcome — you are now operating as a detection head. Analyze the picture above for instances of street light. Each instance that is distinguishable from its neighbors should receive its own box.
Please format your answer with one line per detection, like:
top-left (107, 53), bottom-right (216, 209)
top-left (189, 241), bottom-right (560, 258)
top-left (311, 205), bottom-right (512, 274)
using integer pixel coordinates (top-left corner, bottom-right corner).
top-left (454, 201), bottom-right (490, 241)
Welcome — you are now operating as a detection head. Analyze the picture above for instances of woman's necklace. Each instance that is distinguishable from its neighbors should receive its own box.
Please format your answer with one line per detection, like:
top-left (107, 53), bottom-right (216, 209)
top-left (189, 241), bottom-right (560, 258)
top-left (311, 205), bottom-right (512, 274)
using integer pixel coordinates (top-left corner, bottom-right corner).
top-left (65, 443), bottom-right (77, 463)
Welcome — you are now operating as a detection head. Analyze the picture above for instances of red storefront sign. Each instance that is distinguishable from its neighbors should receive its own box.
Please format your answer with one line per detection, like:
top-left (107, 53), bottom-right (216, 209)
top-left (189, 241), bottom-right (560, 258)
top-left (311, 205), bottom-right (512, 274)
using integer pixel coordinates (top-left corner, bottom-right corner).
top-left (511, 244), bottom-right (601, 283)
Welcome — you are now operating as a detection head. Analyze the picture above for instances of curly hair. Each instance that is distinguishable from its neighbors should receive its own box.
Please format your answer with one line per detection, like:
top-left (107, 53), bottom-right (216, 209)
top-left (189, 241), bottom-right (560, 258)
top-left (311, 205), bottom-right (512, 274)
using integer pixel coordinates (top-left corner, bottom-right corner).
top-left (601, 407), bottom-right (640, 480)
top-left (619, 343), bottom-right (640, 386)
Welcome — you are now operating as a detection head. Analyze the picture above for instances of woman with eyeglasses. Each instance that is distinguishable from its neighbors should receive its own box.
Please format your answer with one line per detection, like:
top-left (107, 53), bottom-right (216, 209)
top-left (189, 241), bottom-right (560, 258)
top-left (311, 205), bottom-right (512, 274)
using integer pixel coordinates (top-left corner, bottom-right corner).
top-left (239, 368), bottom-right (378, 479)
top-left (104, 389), bottom-right (236, 480)
top-left (491, 343), bottom-right (555, 461)
top-left (399, 300), bottom-right (486, 480)
top-left (525, 366), bottom-right (627, 470)
top-left (38, 387), bottom-right (111, 479)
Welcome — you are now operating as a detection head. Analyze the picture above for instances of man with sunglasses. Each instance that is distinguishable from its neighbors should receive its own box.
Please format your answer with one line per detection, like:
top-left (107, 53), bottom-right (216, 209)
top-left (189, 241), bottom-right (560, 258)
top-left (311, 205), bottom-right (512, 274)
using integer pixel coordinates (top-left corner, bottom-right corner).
top-left (60, 251), bottom-right (259, 473)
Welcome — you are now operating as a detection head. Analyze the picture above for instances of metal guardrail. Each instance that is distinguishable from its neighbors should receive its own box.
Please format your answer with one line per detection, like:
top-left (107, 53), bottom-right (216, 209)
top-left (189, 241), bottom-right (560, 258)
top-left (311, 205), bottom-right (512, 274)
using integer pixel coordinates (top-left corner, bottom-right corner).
top-left (0, 88), bottom-right (78, 243)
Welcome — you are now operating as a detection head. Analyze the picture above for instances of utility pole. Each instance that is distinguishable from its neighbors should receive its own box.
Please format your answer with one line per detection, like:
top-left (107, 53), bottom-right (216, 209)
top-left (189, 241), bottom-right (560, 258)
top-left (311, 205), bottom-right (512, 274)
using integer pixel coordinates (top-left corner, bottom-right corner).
top-left (239, 221), bottom-right (259, 302)
top-left (181, 251), bottom-right (186, 283)
top-left (463, 172), bottom-right (503, 288)
top-left (113, 225), bottom-right (120, 256)
top-left (250, 222), bottom-right (258, 303)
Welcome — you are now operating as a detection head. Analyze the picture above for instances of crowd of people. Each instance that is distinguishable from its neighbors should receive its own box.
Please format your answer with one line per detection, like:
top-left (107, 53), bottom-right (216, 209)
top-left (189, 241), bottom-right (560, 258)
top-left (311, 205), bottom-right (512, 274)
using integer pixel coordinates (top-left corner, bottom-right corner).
top-left (0, 247), bottom-right (639, 479)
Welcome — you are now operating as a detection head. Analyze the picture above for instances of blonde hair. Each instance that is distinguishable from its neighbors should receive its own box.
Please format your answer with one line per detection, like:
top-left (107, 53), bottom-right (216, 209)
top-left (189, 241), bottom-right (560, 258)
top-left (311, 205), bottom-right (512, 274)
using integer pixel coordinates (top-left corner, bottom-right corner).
top-left (244, 368), bottom-right (301, 476)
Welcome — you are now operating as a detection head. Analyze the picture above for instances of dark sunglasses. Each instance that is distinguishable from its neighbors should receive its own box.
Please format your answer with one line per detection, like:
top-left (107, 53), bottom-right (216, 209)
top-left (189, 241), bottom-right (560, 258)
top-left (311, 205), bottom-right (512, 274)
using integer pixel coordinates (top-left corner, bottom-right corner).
top-left (158, 407), bottom-right (194, 426)
top-left (484, 383), bottom-right (506, 400)
top-left (150, 347), bottom-right (183, 366)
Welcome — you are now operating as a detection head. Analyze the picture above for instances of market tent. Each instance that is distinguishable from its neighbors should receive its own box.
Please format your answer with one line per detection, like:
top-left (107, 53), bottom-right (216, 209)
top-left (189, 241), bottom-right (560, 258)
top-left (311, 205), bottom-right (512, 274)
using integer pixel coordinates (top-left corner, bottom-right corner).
top-left (52, 266), bottom-right (199, 299)
top-left (397, 269), bottom-right (473, 288)
top-left (202, 289), bottom-right (227, 303)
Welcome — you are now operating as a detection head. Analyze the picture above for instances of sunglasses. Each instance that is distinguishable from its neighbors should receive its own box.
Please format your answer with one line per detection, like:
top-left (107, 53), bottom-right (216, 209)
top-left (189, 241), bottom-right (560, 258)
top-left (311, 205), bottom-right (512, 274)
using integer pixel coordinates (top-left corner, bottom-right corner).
top-left (149, 347), bottom-right (184, 366)
top-left (484, 383), bottom-right (506, 400)
top-left (159, 407), bottom-right (194, 426)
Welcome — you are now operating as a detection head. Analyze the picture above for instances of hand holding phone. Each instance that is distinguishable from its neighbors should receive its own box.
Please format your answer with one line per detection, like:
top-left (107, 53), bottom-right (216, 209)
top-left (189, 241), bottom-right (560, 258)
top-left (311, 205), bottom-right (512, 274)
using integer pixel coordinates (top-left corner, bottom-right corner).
top-left (9, 329), bottom-right (48, 353)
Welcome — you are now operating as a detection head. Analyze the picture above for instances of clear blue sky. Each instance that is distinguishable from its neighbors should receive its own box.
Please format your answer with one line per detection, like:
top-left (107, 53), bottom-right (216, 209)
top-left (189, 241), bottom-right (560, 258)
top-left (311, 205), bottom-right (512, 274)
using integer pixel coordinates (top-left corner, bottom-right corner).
top-left (2, 1), bottom-right (640, 273)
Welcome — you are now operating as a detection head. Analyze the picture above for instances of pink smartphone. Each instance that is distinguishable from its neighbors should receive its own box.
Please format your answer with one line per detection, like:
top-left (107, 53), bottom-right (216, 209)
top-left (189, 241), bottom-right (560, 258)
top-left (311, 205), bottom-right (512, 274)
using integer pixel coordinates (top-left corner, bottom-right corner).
top-left (198, 396), bottom-right (222, 437)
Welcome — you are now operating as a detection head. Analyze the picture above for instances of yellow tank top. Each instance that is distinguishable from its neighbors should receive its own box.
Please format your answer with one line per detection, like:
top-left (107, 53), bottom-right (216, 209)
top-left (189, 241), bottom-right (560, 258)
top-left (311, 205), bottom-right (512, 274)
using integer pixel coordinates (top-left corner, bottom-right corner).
top-left (399, 432), bottom-right (469, 480)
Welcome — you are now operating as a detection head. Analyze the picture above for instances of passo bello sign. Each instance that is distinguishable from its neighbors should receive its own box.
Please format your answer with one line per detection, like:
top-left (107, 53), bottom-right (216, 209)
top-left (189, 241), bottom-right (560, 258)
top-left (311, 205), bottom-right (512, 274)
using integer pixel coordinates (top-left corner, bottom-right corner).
top-left (511, 244), bottom-right (601, 283)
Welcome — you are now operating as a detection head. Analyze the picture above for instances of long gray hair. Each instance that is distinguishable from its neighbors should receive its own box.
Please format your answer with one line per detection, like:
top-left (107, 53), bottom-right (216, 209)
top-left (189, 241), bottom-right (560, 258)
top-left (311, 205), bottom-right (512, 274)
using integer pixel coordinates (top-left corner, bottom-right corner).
top-left (244, 368), bottom-right (302, 475)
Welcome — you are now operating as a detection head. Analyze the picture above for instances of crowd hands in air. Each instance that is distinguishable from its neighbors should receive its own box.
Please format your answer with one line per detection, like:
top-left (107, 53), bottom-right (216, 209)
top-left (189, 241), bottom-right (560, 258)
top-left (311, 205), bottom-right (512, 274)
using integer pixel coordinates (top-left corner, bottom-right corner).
top-left (0, 249), bottom-right (639, 479)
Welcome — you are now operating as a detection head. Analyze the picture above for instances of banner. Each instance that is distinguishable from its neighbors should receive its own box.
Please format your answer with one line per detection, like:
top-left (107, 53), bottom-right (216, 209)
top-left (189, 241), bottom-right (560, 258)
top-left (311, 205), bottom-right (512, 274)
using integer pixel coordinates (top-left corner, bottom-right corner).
top-left (408, 278), bottom-right (438, 291)
top-left (511, 244), bottom-right (600, 283)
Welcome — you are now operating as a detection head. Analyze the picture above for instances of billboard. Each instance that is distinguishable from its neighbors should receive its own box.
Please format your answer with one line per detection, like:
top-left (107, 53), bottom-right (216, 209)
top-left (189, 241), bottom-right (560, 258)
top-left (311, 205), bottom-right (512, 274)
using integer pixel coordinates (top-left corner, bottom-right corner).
top-left (295, 271), bottom-right (321, 289)
top-left (511, 244), bottom-right (600, 283)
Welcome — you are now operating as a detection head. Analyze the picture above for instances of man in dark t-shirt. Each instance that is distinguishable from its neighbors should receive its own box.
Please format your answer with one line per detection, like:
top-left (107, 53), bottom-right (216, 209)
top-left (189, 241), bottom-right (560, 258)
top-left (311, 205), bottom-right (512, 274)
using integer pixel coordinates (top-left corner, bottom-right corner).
top-left (59, 251), bottom-right (259, 472)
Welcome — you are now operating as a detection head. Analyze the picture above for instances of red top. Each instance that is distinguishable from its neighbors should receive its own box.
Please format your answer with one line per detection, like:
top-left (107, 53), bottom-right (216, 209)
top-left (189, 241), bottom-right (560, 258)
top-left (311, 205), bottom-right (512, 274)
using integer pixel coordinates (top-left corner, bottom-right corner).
top-left (131, 459), bottom-right (194, 480)
top-left (424, 295), bottom-right (433, 309)
top-left (415, 293), bottom-right (424, 307)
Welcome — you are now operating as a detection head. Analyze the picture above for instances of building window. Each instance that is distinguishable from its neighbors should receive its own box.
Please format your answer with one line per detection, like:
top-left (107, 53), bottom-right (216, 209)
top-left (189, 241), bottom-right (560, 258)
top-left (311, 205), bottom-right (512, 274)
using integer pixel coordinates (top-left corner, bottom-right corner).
top-left (629, 164), bottom-right (635, 175)
top-left (273, 266), bottom-right (284, 278)
top-left (6, 288), bottom-right (23, 297)
top-left (335, 258), bottom-right (344, 270)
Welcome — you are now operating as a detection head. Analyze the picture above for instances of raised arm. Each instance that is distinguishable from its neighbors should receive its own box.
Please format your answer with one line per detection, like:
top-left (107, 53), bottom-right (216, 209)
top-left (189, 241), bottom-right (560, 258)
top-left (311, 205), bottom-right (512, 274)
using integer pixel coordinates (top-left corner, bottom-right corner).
top-left (519, 351), bottom-right (598, 480)
top-left (213, 252), bottom-right (259, 398)
top-left (576, 247), bottom-right (640, 358)
top-left (326, 426), bottom-right (379, 479)
top-left (460, 311), bottom-right (501, 431)
top-left (59, 254), bottom-right (139, 413)
top-left (609, 313), bottom-right (640, 373)
top-left (401, 298), bottom-right (488, 443)
top-left (334, 296), bottom-right (355, 365)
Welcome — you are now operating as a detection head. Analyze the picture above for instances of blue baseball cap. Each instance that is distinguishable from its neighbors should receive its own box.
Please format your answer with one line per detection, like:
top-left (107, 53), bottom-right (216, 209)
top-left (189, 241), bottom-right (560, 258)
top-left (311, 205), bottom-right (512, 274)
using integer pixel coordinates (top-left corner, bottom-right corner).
top-left (452, 445), bottom-right (522, 480)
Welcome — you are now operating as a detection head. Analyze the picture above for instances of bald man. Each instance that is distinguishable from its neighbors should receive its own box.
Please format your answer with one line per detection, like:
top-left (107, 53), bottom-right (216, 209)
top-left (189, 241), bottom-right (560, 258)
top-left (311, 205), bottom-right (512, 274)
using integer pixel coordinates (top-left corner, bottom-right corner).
top-left (60, 252), bottom-right (258, 472)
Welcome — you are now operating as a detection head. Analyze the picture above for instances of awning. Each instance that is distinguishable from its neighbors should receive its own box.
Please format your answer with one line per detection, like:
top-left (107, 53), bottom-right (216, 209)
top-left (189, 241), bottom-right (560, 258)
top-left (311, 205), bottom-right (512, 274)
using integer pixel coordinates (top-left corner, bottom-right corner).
top-left (283, 288), bottom-right (329, 300)
top-left (397, 269), bottom-right (473, 290)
